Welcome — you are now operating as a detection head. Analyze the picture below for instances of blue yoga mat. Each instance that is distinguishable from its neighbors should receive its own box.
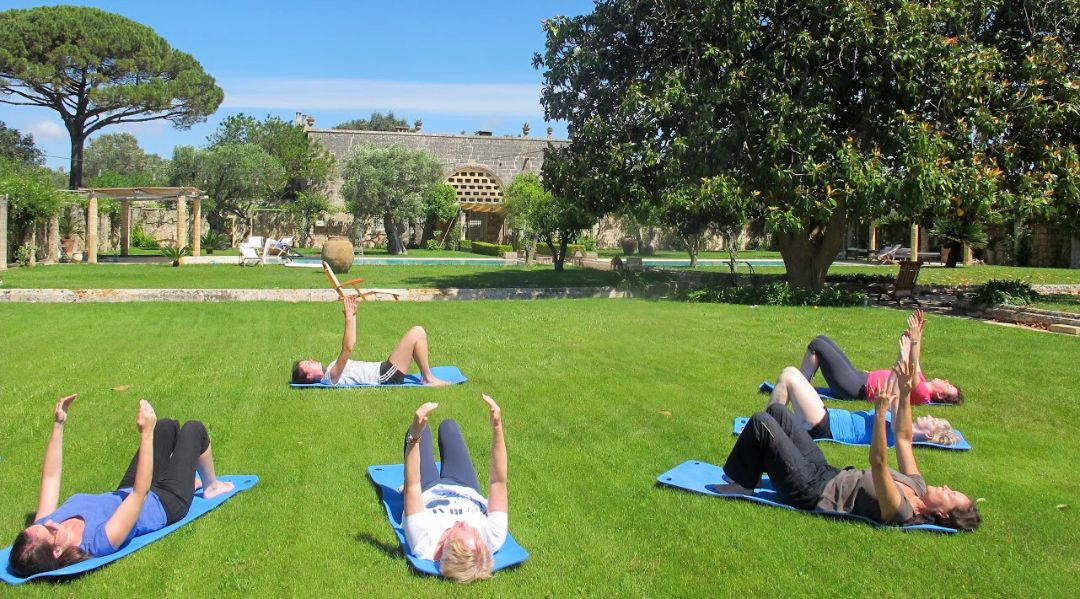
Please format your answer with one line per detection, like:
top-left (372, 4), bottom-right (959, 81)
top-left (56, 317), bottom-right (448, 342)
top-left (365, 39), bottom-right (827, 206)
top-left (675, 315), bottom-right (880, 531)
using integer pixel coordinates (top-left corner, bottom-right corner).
top-left (1, 474), bottom-right (259, 585)
top-left (656, 460), bottom-right (957, 533)
top-left (367, 463), bottom-right (528, 577)
top-left (759, 380), bottom-right (955, 407)
top-left (291, 366), bottom-right (467, 388)
top-left (732, 412), bottom-right (971, 450)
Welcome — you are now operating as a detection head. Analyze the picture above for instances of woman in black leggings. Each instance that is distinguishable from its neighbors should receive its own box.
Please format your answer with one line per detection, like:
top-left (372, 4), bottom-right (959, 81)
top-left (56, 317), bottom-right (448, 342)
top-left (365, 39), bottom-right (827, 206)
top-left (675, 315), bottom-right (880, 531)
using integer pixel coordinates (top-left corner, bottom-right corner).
top-left (8, 396), bottom-right (233, 577)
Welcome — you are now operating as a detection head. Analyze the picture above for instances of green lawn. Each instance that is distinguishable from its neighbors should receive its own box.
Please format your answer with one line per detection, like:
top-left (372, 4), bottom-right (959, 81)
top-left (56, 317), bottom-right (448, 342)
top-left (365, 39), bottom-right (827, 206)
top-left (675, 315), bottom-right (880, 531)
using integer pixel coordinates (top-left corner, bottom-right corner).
top-left (704, 263), bottom-right (1080, 286)
top-left (0, 301), bottom-right (1077, 595)
top-left (1030, 293), bottom-right (1080, 315)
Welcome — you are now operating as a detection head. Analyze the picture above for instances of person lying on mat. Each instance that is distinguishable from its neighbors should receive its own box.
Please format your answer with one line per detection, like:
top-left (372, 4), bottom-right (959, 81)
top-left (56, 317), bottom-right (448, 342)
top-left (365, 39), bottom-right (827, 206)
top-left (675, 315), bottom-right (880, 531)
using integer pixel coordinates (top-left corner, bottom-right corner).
top-left (767, 366), bottom-right (960, 446)
top-left (799, 309), bottom-right (962, 405)
top-left (8, 395), bottom-right (234, 577)
top-left (712, 333), bottom-right (980, 530)
top-left (291, 294), bottom-right (449, 386)
top-left (403, 395), bottom-right (508, 583)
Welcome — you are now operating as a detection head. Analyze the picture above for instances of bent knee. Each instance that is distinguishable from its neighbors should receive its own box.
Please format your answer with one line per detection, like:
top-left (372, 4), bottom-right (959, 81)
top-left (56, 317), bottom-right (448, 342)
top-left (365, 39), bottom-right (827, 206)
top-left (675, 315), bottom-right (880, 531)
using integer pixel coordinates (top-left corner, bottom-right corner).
top-left (779, 366), bottom-right (802, 381)
top-left (409, 325), bottom-right (427, 338)
top-left (808, 335), bottom-right (830, 351)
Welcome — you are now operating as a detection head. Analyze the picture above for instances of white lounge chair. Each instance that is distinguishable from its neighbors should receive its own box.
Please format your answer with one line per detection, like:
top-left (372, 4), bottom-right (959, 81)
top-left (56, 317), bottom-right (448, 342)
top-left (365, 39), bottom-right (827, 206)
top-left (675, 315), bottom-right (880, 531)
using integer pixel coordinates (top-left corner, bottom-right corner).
top-left (238, 244), bottom-right (261, 266)
top-left (870, 244), bottom-right (903, 264)
top-left (262, 236), bottom-right (300, 263)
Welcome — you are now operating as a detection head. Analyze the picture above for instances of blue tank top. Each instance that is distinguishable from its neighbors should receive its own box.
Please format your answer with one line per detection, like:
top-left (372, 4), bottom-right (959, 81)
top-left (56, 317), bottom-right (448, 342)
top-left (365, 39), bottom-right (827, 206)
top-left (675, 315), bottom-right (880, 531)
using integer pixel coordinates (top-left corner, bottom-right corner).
top-left (827, 409), bottom-right (896, 446)
top-left (36, 489), bottom-right (167, 556)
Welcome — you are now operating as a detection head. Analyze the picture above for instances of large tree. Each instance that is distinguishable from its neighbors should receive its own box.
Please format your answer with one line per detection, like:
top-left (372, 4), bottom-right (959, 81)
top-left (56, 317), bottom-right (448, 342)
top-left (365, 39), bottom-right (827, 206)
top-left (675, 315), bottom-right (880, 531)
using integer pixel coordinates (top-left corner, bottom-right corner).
top-left (340, 143), bottom-right (443, 255)
top-left (83, 133), bottom-right (169, 185)
top-left (334, 112), bottom-right (412, 132)
top-left (0, 6), bottom-right (223, 189)
top-left (537, 0), bottom-right (1079, 285)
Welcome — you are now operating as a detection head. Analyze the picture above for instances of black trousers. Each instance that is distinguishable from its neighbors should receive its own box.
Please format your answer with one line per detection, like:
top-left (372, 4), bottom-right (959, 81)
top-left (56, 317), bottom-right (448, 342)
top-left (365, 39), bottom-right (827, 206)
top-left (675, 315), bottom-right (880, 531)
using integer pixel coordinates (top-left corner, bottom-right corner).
top-left (800, 335), bottom-right (869, 399)
top-left (403, 419), bottom-right (481, 493)
top-left (723, 403), bottom-right (841, 510)
top-left (117, 419), bottom-right (209, 524)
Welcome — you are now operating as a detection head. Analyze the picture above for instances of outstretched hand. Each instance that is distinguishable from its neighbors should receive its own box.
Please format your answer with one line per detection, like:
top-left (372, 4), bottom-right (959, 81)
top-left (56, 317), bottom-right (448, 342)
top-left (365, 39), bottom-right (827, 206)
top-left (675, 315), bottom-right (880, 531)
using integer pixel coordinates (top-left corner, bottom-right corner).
top-left (481, 394), bottom-right (502, 428)
top-left (906, 309), bottom-right (925, 343)
top-left (342, 294), bottom-right (358, 318)
top-left (872, 378), bottom-right (896, 413)
top-left (136, 399), bottom-right (157, 434)
top-left (411, 402), bottom-right (438, 435)
top-left (54, 394), bottom-right (77, 424)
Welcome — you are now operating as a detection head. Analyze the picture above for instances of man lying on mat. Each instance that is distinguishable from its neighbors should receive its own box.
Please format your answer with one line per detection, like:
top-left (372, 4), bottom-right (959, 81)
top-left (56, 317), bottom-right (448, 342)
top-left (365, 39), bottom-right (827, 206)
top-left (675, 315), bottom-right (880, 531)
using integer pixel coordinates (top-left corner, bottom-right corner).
top-left (291, 294), bottom-right (450, 386)
top-left (8, 396), bottom-right (233, 577)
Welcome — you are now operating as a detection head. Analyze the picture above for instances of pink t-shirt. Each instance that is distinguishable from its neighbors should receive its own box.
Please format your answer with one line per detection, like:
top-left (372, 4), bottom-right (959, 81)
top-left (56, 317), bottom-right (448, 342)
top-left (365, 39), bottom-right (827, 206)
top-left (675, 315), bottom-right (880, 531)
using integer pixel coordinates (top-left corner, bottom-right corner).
top-left (865, 370), bottom-right (931, 405)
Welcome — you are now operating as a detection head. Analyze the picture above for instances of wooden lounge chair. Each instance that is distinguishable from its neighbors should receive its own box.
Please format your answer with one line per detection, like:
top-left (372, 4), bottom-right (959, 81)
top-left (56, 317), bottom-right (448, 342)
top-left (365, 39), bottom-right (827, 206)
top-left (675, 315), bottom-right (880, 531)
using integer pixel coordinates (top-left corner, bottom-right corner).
top-left (321, 261), bottom-right (399, 301)
top-left (871, 260), bottom-right (922, 306)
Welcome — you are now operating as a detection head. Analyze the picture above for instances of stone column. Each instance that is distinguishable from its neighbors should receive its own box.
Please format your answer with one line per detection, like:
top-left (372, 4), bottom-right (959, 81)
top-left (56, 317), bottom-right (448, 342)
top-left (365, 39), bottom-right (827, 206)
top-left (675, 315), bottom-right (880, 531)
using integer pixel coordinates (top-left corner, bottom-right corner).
top-left (868, 222), bottom-right (877, 252)
top-left (962, 243), bottom-right (973, 265)
top-left (191, 198), bottom-right (202, 256)
top-left (120, 200), bottom-right (131, 256)
top-left (46, 215), bottom-right (60, 263)
top-left (87, 194), bottom-right (99, 264)
top-left (0, 194), bottom-right (8, 270)
top-left (909, 223), bottom-right (919, 260)
top-left (176, 194), bottom-right (188, 248)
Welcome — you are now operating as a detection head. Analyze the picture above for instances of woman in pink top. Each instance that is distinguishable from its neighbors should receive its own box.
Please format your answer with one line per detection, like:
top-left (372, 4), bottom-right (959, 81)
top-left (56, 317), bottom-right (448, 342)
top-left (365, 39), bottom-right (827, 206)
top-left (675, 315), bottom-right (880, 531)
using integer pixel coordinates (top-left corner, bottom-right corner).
top-left (799, 310), bottom-right (962, 405)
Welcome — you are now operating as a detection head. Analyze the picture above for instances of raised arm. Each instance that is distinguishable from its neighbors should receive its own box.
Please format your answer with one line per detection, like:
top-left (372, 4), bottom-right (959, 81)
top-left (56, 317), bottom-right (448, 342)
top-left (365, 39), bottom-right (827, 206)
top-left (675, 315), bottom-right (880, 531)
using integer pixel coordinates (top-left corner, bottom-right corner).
top-left (326, 295), bottom-right (358, 384)
top-left (892, 334), bottom-right (921, 477)
top-left (482, 394), bottom-right (508, 514)
top-left (34, 394), bottom-right (77, 520)
top-left (404, 402), bottom-right (438, 517)
top-left (104, 400), bottom-right (156, 549)
top-left (869, 378), bottom-right (904, 522)
top-left (906, 309), bottom-right (925, 377)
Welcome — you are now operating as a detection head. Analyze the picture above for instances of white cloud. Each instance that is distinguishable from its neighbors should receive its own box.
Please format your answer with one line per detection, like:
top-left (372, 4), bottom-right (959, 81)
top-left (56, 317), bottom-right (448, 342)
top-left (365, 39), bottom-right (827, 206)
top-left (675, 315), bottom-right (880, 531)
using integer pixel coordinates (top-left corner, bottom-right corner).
top-left (26, 120), bottom-right (66, 141)
top-left (220, 78), bottom-right (544, 116)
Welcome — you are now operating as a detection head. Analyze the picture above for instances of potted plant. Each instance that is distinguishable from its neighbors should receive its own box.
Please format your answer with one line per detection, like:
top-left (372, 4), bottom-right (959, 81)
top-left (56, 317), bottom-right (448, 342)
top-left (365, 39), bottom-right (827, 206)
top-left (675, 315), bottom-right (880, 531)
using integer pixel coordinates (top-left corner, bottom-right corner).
top-left (160, 244), bottom-right (191, 267)
top-left (200, 231), bottom-right (228, 254)
top-left (58, 211), bottom-right (83, 262)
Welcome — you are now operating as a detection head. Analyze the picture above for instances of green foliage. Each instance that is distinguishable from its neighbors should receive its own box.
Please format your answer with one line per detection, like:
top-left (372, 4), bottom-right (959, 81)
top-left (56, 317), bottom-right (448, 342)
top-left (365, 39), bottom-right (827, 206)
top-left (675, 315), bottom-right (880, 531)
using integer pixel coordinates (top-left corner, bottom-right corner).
top-left (83, 133), bottom-right (169, 185)
top-left (536, 243), bottom-right (585, 256)
top-left (469, 241), bottom-right (514, 256)
top-left (14, 243), bottom-right (36, 267)
top-left (207, 114), bottom-right (336, 202)
top-left (458, 239), bottom-right (472, 251)
top-left (0, 121), bottom-right (43, 165)
top-left (0, 157), bottom-right (64, 239)
top-left (340, 143), bottom-right (442, 254)
top-left (424, 239), bottom-right (441, 251)
top-left (0, 5), bottom-right (223, 188)
top-left (130, 223), bottom-right (158, 250)
top-left (333, 112), bottom-right (411, 131)
top-left (171, 143), bottom-right (287, 230)
top-left (159, 244), bottom-right (191, 266)
top-left (57, 210), bottom-right (83, 239)
top-left (200, 231), bottom-right (229, 251)
top-left (425, 183), bottom-right (459, 223)
top-left (687, 282), bottom-right (867, 307)
top-left (973, 279), bottom-right (1040, 308)
top-left (825, 272), bottom-right (893, 286)
top-left (503, 171), bottom-right (594, 269)
top-left (931, 219), bottom-right (990, 250)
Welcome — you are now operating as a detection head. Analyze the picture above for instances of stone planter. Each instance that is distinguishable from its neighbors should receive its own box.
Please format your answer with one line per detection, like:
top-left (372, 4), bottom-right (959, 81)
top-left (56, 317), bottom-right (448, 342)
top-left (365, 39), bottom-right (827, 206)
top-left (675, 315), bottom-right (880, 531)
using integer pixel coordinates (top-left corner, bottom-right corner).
top-left (321, 236), bottom-right (354, 274)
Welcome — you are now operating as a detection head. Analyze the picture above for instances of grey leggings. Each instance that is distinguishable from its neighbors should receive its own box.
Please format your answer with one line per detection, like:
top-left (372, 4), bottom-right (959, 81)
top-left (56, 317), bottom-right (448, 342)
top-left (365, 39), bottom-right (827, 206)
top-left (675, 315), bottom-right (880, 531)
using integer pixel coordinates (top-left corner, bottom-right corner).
top-left (403, 419), bottom-right (481, 493)
top-left (799, 335), bottom-right (869, 400)
top-left (117, 419), bottom-right (209, 524)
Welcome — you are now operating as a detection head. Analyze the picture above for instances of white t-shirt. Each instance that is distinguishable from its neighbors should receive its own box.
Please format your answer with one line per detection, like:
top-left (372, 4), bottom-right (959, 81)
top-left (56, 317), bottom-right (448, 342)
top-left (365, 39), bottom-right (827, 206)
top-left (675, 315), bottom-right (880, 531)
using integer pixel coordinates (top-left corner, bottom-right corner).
top-left (402, 483), bottom-right (508, 560)
top-left (322, 359), bottom-right (381, 385)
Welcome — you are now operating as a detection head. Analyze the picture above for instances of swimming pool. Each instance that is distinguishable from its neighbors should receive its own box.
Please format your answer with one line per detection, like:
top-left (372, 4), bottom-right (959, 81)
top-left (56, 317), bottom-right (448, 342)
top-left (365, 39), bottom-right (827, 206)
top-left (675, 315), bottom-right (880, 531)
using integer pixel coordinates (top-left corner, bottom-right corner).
top-left (639, 258), bottom-right (786, 267)
top-left (287, 257), bottom-right (515, 267)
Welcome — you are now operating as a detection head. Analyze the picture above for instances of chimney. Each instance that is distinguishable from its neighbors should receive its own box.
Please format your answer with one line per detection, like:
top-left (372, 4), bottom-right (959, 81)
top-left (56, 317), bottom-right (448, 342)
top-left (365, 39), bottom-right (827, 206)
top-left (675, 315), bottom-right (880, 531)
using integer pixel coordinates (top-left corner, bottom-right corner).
top-left (547, 127), bottom-right (553, 138)
top-left (295, 112), bottom-right (303, 126)
top-left (305, 116), bottom-right (315, 128)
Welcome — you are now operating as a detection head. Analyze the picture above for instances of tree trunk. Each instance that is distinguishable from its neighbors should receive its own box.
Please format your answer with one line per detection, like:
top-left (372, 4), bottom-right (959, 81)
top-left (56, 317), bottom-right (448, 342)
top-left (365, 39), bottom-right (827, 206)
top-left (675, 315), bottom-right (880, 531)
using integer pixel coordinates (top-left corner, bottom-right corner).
top-left (68, 131), bottom-right (87, 190)
top-left (944, 241), bottom-right (962, 268)
top-left (385, 214), bottom-right (406, 255)
top-left (775, 209), bottom-right (847, 290)
top-left (420, 216), bottom-right (437, 245)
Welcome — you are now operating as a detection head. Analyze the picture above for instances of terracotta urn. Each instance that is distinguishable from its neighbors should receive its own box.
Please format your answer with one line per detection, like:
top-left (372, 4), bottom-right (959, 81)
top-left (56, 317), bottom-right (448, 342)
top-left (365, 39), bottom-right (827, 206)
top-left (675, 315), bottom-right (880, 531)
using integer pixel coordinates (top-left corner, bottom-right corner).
top-left (321, 236), bottom-right (354, 274)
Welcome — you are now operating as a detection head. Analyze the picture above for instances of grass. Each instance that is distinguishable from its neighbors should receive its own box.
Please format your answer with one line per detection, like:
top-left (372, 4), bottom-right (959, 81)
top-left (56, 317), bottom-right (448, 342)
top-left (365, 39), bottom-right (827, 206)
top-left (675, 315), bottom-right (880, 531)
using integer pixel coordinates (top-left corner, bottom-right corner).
top-left (1030, 293), bottom-right (1080, 315)
top-left (595, 249), bottom-right (783, 259)
top-left (0, 300), bottom-right (1078, 595)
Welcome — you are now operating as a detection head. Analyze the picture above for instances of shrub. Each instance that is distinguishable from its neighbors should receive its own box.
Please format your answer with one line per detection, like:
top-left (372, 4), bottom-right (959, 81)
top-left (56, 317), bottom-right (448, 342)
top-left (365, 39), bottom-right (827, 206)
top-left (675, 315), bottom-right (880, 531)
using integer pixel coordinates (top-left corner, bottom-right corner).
top-left (15, 243), bottom-right (36, 267)
top-left (425, 239), bottom-right (441, 251)
top-left (160, 244), bottom-right (191, 266)
top-left (131, 223), bottom-right (158, 249)
top-left (459, 239), bottom-right (472, 251)
top-left (470, 241), bottom-right (514, 256)
top-left (687, 282), bottom-right (867, 307)
top-left (200, 231), bottom-right (229, 252)
top-left (825, 272), bottom-right (893, 286)
top-left (973, 279), bottom-right (1039, 307)
top-left (535, 243), bottom-right (585, 256)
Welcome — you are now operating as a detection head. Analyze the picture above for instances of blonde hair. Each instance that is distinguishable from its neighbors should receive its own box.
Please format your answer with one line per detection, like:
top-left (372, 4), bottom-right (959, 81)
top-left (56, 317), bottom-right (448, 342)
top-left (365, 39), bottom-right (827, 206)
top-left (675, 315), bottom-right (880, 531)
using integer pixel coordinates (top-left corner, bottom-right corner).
top-left (439, 536), bottom-right (494, 583)
top-left (919, 417), bottom-right (958, 446)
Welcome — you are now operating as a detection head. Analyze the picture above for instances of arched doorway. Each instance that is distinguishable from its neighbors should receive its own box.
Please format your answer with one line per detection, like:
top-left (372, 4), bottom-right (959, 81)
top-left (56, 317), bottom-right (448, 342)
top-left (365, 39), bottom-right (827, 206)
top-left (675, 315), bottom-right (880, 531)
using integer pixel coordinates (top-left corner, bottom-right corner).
top-left (446, 167), bottom-right (505, 244)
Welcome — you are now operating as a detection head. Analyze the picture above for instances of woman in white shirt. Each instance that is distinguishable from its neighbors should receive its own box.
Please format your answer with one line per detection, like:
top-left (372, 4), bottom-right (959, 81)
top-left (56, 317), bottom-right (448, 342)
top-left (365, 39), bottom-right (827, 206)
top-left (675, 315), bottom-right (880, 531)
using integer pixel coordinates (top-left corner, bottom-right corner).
top-left (402, 395), bottom-right (508, 583)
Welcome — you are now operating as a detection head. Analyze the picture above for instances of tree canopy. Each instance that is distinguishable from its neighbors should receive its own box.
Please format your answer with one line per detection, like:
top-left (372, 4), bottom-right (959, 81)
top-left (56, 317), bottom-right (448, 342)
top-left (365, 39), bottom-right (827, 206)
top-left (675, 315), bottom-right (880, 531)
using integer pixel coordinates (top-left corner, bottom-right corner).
top-left (170, 143), bottom-right (286, 234)
top-left (340, 143), bottom-right (443, 254)
top-left (536, 0), bottom-right (1080, 285)
top-left (0, 5), bottom-right (223, 189)
top-left (0, 121), bottom-right (43, 165)
top-left (334, 112), bottom-right (413, 132)
top-left (83, 133), bottom-right (169, 186)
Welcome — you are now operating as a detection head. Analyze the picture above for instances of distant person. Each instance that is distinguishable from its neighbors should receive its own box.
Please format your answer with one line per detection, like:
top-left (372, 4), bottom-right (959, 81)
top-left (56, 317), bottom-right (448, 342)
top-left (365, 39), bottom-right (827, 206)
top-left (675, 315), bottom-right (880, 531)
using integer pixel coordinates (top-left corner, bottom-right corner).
top-left (715, 331), bottom-right (979, 530)
top-left (403, 395), bottom-right (509, 583)
top-left (799, 309), bottom-right (962, 405)
top-left (8, 395), bottom-right (234, 577)
top-left (291, 294), bottom-right (450, 386)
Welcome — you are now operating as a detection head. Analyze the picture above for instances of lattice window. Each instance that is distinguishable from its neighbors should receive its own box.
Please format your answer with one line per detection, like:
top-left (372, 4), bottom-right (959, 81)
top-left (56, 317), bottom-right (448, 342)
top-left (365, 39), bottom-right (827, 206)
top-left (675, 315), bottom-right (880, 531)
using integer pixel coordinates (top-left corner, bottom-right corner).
top-left (446, 169), bottom-right (504, 203)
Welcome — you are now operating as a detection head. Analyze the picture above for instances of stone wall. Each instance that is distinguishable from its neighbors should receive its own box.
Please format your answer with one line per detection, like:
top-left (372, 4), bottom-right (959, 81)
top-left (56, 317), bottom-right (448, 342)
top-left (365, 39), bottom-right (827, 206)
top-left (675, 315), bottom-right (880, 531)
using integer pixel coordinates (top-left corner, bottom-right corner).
top-left (1029, 223), bottom-right (1073, 268)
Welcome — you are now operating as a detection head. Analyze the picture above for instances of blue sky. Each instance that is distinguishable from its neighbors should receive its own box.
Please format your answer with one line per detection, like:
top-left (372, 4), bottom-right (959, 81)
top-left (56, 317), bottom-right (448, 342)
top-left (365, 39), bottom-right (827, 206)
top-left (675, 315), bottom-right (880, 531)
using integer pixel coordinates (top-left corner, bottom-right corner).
top-left (0, 0), bottom-right (595, 171)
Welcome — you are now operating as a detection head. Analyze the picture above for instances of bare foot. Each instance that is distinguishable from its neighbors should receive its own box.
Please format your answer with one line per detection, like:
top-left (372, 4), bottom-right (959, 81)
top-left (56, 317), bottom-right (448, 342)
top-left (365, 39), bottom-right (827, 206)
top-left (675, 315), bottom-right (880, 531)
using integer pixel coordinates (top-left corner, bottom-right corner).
top-left (201, 480), bottom-right (235, 499)
top-left (423, 377), bottom-right (451, 387)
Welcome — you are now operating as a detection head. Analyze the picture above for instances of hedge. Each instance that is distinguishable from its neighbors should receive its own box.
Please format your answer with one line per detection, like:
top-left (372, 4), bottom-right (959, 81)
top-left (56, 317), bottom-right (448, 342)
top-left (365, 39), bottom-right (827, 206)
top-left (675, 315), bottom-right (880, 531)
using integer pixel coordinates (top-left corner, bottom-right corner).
top-left (535, 243), bottom-right (586, 256)
top-left (470, 241), bottom-right (514, 256)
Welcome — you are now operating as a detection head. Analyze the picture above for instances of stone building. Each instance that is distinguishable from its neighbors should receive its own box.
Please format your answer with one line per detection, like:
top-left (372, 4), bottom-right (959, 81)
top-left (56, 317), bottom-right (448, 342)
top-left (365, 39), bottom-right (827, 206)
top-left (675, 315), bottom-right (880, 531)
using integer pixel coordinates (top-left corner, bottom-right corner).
top-left (304, 115), bottom-right (569, 245)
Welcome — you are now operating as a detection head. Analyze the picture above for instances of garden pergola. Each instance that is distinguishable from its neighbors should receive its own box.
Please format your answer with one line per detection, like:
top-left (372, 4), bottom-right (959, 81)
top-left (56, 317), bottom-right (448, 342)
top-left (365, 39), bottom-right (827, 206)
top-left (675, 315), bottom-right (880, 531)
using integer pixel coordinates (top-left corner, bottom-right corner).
top-left (75, 186), bottom-right (208, 264)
